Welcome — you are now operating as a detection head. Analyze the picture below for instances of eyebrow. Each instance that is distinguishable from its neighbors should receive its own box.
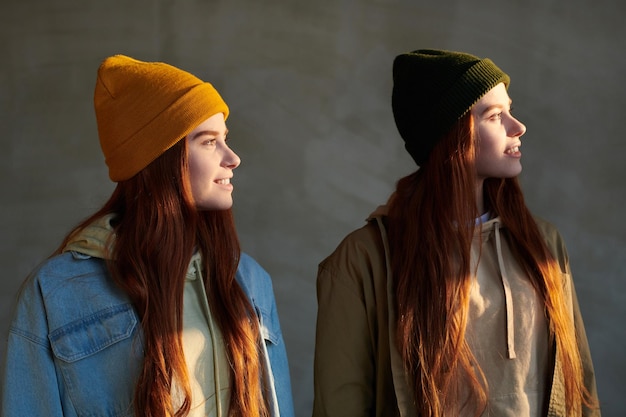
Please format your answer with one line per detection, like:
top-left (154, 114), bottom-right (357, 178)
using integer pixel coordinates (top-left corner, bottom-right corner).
top-left (189, 128), bottom-right (229, 140)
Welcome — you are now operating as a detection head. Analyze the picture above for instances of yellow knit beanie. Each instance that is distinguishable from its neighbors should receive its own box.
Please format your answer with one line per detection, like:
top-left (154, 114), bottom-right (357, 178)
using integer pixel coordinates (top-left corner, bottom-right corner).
top-left (94, 55), bottom-right (229, 181)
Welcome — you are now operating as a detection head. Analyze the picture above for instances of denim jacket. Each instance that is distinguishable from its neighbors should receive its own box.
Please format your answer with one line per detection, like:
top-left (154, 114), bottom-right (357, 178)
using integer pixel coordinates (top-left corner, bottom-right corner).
top-left (1, 250), bottom-right (295, 417)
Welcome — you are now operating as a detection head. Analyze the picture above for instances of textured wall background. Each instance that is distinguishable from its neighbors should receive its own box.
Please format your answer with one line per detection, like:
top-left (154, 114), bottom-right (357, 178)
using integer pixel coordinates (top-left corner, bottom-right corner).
top-left (1, 0), bottom-right (624, 415)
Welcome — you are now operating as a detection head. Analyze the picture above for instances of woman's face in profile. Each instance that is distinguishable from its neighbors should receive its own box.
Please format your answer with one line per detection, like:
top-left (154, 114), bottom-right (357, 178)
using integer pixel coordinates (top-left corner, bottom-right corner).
top-left (186, 113), bottom-right (241, 210)
top-left (471, 83), bottom-right (527, 182)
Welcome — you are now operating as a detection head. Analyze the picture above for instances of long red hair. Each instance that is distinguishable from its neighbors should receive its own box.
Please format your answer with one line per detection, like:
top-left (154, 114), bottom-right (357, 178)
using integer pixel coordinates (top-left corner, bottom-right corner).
top-left (387, 114), bottom-right (593, 416)
top-left (57, 140), bottom-right (268, 417)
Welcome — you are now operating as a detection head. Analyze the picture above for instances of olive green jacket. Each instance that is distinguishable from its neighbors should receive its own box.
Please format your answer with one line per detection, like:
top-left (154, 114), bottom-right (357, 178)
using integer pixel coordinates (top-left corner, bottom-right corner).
top-left (313, 210), bottom-right (600, 417)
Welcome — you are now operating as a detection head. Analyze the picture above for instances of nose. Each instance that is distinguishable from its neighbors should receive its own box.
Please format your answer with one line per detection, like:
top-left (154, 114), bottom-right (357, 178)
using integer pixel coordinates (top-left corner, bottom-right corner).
top-left (222, 146), bottom-right (241, 169)
top-left (508, 115), bottom-right (526, 138)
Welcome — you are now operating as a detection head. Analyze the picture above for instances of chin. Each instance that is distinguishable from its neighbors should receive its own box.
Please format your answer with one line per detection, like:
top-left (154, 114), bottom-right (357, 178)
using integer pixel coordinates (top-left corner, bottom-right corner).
top-left (196, 201), bottom-right (234, 211)
top-left (502, 164), bottom-right (522, 178)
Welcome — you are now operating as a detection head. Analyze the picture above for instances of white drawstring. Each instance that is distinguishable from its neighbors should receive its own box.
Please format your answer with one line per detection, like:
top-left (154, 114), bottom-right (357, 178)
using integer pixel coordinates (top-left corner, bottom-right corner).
top-left (494, 222), bottom-right (517, 359)
top-left (258, 312), bottom-right (281, 417)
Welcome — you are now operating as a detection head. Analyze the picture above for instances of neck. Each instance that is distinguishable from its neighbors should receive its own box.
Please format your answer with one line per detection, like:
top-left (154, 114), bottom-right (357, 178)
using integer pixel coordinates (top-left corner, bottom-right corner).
top-left (475, 179), bottom-right (485, 215)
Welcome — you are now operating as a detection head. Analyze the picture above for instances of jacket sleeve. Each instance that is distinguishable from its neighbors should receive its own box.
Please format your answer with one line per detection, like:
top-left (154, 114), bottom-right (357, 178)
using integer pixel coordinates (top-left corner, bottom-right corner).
top-left (543, 219), bottom-right (601, 416)
top-left (313, 247), bottom-right (376, 417)
top-left (263, 283), bottom-right (296, 417)
top-left (570, 279), bottom-right (602, 417)
top-left (2, 278), bottom-right (65, 417)
top-left (236, 253), bottom-right (295, 417)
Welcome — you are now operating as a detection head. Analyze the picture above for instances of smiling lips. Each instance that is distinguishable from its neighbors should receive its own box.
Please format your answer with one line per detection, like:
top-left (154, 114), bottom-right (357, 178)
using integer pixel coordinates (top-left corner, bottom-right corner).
top-left (505, 145), bottom-right (521, 155)
top-left (215, 178), bottom-right (231, 185)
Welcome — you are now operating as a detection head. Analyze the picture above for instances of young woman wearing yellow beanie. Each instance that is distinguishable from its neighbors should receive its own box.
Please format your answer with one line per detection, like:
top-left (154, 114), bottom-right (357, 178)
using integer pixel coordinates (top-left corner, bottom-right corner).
top-left (313, 49), bottom-right (600, 417)
top-left (2, 55), bottom-right (295, 417)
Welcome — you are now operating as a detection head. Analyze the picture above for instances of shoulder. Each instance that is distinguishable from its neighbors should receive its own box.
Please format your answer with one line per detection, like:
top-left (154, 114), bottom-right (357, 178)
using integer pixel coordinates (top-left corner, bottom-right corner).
top-left (533, 216), bottom-right (561, 239)
top-left (31, 250), bottom-right (89, 273)
top-left (317, 219), bottom-right (388, 300)
top-left (14, 252), bottom-right (133, 338)
top-left (236, 252), bottom-right (273, 291)
top-left (533, 216), bottom-right (567, 251)
top-left (319, 219), bottom-right (385, 274)
top-left (19, 252), bottom-right (107, 307)
top-left (235, 253), bottom-right (276, 308)
top-left (532, 216), bottom-right (570, 271)
top-left (29, 252), bottom-right (106, 292)
top-left (237, 252), bottom-right (270, 277)
top-left (29, 252), bottom-right (127, 304)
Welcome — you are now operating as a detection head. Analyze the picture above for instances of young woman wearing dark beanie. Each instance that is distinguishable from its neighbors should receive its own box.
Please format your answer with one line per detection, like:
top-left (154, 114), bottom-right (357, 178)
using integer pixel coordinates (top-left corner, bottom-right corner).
top-left (313, 49), bottom-right (600, 417)
top-left (1, 55), bottom-right (294, 417)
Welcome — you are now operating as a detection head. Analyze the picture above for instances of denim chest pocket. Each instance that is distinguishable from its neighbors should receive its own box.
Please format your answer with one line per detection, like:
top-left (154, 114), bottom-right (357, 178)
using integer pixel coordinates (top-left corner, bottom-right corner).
top-left (49, 304), bottom-right (141, 417)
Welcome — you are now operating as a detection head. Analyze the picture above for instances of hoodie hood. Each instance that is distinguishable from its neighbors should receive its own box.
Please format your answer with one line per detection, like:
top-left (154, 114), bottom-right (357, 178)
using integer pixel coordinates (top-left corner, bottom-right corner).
top-left (63, 214), bottom-right (116, 260)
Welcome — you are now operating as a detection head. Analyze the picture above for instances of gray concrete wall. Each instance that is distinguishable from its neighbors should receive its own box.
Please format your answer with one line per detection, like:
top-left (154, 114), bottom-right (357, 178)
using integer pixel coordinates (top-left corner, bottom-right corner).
top-left (1, 0), bottom-right (624, 415)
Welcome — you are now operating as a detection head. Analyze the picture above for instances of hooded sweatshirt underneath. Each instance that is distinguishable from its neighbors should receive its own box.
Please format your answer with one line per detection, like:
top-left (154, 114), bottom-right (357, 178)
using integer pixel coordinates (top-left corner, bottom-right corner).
top-left (466, 215), bottom-right (550, 416)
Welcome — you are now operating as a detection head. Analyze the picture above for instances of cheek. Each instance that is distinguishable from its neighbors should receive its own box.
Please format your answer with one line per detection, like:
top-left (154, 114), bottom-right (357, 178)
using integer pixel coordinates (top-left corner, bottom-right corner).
top-left (475, 137), bottom-right (504, 173)
top-left (475, 130), bottom-right (501, 158)
top-left (187, 156), bottom-right (205, 193)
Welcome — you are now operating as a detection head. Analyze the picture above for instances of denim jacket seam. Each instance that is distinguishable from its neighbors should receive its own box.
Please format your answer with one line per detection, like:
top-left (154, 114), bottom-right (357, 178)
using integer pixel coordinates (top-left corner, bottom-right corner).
top-left (48, 304), bottom-right (133, 338)
top-left (8, 326), bottom-right (50, 349)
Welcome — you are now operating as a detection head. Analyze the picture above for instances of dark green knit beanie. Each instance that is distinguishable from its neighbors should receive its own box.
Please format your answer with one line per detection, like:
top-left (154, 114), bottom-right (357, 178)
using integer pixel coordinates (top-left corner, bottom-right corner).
top-left (392, 49), bottom-right (510, 165)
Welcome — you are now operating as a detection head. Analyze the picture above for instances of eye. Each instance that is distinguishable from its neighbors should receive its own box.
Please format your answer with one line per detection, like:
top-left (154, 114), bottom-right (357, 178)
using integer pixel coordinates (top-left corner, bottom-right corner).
top-left (203, 138), bottom-right (217, 146)
top-left (488, 112), bottom-right (502, 121)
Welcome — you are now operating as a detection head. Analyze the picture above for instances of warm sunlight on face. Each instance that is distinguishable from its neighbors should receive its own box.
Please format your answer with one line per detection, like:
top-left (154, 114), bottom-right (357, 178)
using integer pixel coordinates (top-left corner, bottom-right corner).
top-left (471, 83), bottom-right (527, 182)
top-left (186, 113), bottom-right (241, 210)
